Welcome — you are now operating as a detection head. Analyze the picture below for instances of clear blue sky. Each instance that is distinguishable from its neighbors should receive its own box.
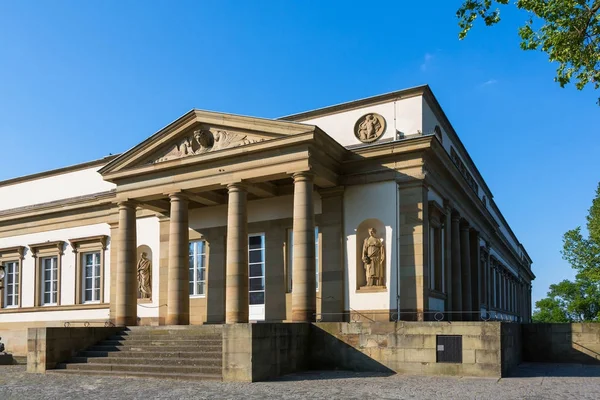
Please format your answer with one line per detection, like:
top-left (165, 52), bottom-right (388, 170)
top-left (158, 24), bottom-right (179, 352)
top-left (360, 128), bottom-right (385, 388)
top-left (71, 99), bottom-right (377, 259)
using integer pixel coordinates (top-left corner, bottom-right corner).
top-left (1, 1), bottom-right (598, 306)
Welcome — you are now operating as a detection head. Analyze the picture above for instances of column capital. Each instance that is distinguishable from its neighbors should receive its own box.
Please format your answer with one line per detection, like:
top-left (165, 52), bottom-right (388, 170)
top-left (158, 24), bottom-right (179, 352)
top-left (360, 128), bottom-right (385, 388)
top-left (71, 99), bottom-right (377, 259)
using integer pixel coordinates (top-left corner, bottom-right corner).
top-left (451, 212), bottom-right (461, 222)
top-left (167, 192), bottom-right (189, 202)
top-left (460, 219), bottom-right (470, 231)
top-left (226, 182), bottom-right (248, 192)
top-left (117, 200), bottom-right (137, 210)
top-left (292, 171), bottom-right (315, 182)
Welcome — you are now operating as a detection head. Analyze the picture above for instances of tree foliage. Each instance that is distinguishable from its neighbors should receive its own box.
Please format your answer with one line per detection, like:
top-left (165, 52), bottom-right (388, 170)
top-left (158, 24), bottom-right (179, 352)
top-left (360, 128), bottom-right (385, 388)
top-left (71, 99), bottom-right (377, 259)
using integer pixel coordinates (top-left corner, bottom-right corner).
top-left (457, 1), bottom-right (600, 104)
top-left (532, 183), bottom-right (600, 322)
top-left (532, 274), bottom-right (600, 322)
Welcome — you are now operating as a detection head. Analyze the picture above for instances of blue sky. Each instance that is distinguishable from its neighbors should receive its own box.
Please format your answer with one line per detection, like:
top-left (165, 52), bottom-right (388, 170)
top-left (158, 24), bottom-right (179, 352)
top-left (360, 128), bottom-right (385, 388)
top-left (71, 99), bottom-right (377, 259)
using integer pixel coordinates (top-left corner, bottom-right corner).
top-left (0, 1), bottom-right (598, 305)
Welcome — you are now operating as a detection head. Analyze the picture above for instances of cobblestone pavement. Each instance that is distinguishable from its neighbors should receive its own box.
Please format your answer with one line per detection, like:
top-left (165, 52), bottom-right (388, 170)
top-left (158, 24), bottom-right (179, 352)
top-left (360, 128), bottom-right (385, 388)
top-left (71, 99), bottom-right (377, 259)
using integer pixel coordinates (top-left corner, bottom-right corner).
top-left (0, 363), bottom-right (599, 400)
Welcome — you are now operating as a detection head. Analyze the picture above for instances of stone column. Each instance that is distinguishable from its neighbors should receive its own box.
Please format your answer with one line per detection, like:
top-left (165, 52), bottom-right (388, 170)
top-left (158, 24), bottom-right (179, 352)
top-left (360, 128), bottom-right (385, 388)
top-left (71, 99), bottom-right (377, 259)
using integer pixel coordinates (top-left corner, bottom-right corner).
top-left (450, 213), bottom-right (462, 320)
top-left (485, 246), bottom-right (492, 311)
top-left (460, 220), bottom-right (472, 320)
top-left (225, 183), bottom-right (249, 324)
top-left (443, 205), bottom-right (453, 317)
top-left (469, 229), bottom-right (480, 317)
top-left (166, 193), bottom-right (190, 325)
top-left (291, 172), bottom-right (316, 322)
top-left (115, 201), bottom-right (137, 326)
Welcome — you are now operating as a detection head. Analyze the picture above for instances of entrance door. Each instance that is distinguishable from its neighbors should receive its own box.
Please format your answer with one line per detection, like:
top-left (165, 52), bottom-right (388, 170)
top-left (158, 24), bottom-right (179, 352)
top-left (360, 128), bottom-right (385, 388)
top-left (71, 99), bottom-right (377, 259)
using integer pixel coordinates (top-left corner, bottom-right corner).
top-left (248, 234), bottom-right (265, 321)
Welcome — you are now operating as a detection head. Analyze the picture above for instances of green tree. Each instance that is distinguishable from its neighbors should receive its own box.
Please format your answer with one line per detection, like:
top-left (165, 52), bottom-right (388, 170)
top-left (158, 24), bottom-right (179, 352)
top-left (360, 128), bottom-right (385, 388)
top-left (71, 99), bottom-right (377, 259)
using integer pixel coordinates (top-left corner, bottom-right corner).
top-left (532, 183), bottom-right (600, 322)
top-left (532, 274), bottom-right (600, 322)
top-left (457, 1), bottom-right (600, 104)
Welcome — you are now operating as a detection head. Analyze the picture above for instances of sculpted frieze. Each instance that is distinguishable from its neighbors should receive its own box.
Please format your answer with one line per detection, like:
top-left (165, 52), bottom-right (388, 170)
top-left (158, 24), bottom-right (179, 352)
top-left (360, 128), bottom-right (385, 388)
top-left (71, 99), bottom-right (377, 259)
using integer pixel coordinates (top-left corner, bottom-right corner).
top-left (153, 127), bottom-right (265, 163)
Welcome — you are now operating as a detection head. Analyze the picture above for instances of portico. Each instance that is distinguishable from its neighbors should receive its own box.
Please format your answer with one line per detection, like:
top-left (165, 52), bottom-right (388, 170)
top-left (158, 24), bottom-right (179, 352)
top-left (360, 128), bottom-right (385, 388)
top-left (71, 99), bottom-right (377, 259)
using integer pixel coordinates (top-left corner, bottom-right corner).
top-left (99, 110), bottom-right (346, 325)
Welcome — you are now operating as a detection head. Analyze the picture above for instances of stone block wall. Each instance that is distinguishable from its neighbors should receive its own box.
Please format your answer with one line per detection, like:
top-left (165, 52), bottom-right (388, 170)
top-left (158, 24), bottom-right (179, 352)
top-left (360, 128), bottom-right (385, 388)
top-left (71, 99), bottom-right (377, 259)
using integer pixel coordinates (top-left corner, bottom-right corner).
top-left (522, 323), bottom-right (600, 364)
top-left (222, 323), bottom-right (310, 382)
top-left (311, 321), bottom-right (514, 377)
top-left (27, 327), bottom-right (122, 373)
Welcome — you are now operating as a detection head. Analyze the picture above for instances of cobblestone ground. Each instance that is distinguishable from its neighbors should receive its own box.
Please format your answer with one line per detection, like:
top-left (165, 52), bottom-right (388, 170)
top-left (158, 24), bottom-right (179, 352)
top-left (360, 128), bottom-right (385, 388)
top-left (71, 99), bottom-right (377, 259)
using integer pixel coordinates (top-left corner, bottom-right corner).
top-left (0, 363), bottom-right (599, 399)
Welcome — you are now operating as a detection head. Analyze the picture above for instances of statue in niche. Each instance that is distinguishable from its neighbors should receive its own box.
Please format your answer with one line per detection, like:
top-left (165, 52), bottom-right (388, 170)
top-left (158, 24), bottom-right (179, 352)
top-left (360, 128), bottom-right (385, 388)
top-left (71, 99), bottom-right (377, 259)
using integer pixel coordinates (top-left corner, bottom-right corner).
top-left (362, 228), bottom-right (385, 287)
top-left (137, 252), bottom-right (152, 299)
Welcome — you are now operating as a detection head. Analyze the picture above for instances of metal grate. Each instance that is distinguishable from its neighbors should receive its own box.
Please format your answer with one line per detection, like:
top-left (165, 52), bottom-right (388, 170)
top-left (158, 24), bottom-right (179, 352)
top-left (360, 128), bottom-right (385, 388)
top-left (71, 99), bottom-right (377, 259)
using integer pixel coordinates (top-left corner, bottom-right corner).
top-left (436, 335), bottom-right (462, 363)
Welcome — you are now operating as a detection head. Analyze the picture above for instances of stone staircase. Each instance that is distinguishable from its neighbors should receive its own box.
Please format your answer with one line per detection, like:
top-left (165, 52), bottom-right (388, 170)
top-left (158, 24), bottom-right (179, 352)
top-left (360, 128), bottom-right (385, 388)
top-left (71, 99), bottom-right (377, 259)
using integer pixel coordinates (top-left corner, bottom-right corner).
top-left (49, 325), bottom-right (223, 381)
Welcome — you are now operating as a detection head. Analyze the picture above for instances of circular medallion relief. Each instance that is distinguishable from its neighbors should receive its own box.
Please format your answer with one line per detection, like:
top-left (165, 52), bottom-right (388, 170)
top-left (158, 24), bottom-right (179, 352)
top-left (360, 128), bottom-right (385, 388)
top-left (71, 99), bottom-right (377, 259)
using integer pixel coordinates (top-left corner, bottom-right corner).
top-left (354, 113), bottom-right (386, 143)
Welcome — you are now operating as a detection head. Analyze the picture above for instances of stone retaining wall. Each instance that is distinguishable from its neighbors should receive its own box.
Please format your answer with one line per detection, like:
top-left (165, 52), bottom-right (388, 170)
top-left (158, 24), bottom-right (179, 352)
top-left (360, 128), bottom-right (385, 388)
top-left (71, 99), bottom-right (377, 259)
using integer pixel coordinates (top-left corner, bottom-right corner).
top-left (311, 322), bottom-right (512, 377)
top-left (27, 327), bottom-right (122, 373)
top-left (522, 323), bottom-right (600, 364)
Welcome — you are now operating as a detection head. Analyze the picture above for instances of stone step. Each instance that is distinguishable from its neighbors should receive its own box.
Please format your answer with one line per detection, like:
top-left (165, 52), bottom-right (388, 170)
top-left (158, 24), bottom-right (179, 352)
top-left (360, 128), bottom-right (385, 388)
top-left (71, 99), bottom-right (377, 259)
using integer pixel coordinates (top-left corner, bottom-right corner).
top-left (101, 339), bottom-right (222, 347)
top-left (108, 334), bottom-right (222, 341)
top-left (123, 326), bottom-right (223, 335)
top-left (47, 369), bottom-right (222, 381)
top-left (87, 344), bottom-right (222, 353)
top-left (69, 356), bottom-right (222, 367)
top-left (78, 350), bottom-right (222, 360)
top-left (55, 362), bottom-right (221, 375)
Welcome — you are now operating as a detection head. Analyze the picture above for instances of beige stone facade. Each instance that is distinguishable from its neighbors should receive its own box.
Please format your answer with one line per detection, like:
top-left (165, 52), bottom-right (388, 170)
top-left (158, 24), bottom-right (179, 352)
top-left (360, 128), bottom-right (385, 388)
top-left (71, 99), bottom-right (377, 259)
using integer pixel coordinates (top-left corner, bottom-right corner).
top-left (0, 86), bottom-right (534, 343)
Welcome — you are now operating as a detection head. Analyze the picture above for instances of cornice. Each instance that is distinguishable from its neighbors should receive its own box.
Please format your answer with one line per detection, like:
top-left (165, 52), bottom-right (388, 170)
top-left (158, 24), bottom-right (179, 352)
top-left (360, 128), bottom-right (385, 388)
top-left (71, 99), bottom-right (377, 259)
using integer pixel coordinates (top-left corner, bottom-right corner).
top-left (0, 245), bottom-right (25, 259)
top-left (29, 240), bottom-right (66, 256)
top-left (69, 235), bottom-right (109, 251)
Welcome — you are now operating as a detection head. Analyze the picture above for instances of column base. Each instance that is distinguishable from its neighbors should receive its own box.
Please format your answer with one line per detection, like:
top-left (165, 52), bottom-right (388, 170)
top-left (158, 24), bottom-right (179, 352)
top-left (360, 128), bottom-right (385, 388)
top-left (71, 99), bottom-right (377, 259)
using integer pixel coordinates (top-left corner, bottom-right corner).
top-left (291, 309), bottom-right (315, 322)
top-left (165, 314), bottom-right (190, 326)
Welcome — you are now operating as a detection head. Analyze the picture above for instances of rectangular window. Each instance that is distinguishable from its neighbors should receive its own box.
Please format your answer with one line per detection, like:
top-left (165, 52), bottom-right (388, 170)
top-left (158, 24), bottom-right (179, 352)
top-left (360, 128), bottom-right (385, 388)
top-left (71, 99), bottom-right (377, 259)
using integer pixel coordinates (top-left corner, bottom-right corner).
top-left (41, 256), bottom-right (58, 306)
top-left (189, 241), bottom-right (206, 296)
top-left (249, 234), bottom-right (265, 305)
top-left (3, 261), bottom-right (19, 307)
top-left (82, 252), bottom-right (101, 303)
top-left (287, 227), bottom-right (320, 292)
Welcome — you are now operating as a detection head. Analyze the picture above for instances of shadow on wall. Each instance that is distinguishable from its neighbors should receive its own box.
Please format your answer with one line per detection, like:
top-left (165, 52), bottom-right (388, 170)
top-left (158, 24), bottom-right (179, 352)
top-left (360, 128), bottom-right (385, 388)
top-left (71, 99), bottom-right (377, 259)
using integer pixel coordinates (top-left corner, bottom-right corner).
top-left (522, 324), bottom-right (600, 366)
top-left (310, 324), bottom-right (395, 376)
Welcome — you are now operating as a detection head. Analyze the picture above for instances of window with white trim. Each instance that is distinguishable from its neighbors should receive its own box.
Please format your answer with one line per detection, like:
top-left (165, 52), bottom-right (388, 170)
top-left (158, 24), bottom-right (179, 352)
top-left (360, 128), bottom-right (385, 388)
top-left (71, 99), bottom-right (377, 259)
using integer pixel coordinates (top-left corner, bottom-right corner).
top-left (249, 234), bottom-right (265, 305)
top-left (287, 227), bottom-right (320, 292)
top-left (3, 261), bottom-right (19, 307)
top-left (189, 241), bottom-right (206, 296)
top-left (82, 252), bottom-right (101, 303)
top-left (41, 256), bottom-right (58, 306)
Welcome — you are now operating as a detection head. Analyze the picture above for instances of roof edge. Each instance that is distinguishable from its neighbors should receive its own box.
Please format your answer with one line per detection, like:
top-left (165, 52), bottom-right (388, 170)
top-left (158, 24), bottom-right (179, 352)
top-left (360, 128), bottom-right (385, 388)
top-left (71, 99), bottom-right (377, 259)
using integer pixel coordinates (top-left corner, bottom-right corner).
top-left (279, 84), bottom-right (430, 121)
top-left (0, 155), bottom-right (119, 188)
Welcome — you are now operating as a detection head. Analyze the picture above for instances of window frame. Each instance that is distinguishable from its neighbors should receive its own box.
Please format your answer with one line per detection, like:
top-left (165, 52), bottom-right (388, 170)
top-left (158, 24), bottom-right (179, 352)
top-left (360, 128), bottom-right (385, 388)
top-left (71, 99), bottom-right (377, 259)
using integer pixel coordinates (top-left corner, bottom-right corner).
top-left (189, 240), bottom-right (207, 298)
top-left (0, 246), bottom-right (25, 309)
top-left (30, 241), bottom-right (65, 307)
top-left (40, 256), bottom-right (59, 306)
top-left (69, 235), bottom-right (108, 305)
top-left (248, 232), bottom-right (266, 306)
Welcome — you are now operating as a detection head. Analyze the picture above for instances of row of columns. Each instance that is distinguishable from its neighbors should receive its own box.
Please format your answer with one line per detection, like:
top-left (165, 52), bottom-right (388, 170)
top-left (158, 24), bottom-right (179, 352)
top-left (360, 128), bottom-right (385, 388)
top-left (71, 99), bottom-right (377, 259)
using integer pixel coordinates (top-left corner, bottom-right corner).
top-left (448, 212), bottom-right (480, 320)
top-left (114, 172), bottom-right (317, 326)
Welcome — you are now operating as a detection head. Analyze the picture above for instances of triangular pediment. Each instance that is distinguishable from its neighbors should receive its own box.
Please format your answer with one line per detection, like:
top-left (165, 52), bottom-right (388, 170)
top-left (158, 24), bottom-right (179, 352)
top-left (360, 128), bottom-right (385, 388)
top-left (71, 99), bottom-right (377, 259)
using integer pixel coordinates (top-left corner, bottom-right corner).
top-left (99, 109), bottom-right (317, 178)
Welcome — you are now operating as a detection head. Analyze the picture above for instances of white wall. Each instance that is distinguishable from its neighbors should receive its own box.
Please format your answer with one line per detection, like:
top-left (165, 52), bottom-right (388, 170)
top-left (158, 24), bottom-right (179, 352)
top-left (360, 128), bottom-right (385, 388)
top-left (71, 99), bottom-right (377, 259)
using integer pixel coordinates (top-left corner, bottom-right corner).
top-left (344, 181), bottom-right (397, 313)
top-left (0, 223), bottom-right (111, 323)
top-left (0, 166), bottom-right (115, 211)
top-left (136, 216), bottom-right (161, 319)
top-left (300, 96), bottom-right (423, 147)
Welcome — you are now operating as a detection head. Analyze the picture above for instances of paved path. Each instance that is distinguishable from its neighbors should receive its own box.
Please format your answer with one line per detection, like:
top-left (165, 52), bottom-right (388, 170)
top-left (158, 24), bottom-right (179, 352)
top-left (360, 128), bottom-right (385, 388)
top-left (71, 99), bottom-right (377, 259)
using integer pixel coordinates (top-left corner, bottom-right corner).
top-left (0, 363), bottom-right (599, 399)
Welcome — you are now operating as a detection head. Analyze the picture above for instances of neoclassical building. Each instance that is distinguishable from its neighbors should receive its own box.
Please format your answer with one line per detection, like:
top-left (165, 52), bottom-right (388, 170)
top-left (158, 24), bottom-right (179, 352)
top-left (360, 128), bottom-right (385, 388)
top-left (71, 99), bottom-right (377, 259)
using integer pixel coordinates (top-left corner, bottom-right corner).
top-left (0, 86), bottom-right (534, 347)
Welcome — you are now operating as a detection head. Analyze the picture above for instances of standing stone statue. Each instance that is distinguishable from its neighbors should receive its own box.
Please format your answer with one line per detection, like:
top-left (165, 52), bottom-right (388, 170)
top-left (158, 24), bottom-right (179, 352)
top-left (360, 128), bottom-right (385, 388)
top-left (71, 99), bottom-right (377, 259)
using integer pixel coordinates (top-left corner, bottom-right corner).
top-left (362, 228), bottom-right (385, 287)
top-left (137, 252), bottom-right (152, 299)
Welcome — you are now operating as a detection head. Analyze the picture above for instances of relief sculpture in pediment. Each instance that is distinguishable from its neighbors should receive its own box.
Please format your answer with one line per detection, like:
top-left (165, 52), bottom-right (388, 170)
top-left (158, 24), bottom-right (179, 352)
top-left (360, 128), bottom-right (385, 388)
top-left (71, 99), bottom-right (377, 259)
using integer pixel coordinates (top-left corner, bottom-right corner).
top-left (154, 128), bottom-right (264, 163)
